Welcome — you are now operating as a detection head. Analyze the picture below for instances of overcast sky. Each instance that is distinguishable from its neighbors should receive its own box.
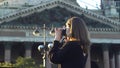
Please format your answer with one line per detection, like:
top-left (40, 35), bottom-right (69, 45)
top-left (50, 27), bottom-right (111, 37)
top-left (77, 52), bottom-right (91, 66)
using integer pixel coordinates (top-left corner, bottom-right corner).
top-left (77, 0), bottom-right (101, 9)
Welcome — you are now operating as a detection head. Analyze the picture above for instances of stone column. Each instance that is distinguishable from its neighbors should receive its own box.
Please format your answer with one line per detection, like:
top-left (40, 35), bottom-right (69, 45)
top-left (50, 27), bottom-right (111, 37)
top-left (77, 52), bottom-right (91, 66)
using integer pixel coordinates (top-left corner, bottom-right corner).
top-left (115, 49), bottom-right (120, 68)
top-left (85, 46), bottom-right (91, 68)
top-left (102, 44), bottom-right (110, 68)
top-left (4, 42), bottom-right (12, 63)
top-left (25, 43), bottom-right (32, 58)
top-left (110, 52), bottom-right (115, 68)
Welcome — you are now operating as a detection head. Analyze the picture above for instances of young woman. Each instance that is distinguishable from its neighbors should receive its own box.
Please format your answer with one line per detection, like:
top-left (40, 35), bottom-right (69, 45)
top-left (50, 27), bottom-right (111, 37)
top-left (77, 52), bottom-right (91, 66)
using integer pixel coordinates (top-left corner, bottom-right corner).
top-left (49, 17), bottom-right (91, 68)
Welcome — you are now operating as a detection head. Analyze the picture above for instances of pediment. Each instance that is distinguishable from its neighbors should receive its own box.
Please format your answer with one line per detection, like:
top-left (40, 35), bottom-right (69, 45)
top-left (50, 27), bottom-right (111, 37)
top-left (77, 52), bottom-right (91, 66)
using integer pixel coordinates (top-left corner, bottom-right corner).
top-left (0, 6), bottom-right (114, 29)
top-left (0, 0), bottom-right (119, 31)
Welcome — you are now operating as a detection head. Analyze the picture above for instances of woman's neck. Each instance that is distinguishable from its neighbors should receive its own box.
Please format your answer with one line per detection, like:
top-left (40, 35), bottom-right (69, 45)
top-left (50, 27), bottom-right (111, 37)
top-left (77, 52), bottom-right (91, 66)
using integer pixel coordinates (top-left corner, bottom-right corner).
top-left (67, 37), bottom-right (79, 41)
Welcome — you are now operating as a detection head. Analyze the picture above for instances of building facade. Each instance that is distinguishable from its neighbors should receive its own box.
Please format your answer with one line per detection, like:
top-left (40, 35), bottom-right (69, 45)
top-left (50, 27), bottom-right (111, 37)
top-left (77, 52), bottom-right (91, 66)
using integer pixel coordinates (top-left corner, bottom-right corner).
top-left (0, 0), bottom-right (120, 68)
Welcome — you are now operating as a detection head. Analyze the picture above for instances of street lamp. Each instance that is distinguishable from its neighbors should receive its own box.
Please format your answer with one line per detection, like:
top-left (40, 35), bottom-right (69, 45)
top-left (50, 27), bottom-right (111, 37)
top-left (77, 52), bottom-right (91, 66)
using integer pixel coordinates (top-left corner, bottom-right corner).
top-left (48, 43), bottom-right (53, 49)
top-left (33, 24), bottom-right (53, 68)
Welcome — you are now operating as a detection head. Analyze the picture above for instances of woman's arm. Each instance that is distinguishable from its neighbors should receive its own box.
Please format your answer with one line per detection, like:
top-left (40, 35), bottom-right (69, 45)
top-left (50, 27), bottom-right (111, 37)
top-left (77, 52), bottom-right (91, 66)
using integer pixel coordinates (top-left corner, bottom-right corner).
top-left (49, 40), bottom-right (69, 64)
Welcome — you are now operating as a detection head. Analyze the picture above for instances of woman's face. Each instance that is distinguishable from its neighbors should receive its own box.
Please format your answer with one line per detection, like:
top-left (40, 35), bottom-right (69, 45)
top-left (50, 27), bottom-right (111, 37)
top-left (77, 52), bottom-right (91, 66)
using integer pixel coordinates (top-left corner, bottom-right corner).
top-left (65, 24), bottom-right (70, 36)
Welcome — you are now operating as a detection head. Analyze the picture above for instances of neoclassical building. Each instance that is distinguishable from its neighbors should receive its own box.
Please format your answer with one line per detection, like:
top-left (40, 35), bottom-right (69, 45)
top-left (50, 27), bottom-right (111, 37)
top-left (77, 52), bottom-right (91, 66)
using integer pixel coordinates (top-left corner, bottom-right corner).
top-left (0, 0), bottom-right (120, 68)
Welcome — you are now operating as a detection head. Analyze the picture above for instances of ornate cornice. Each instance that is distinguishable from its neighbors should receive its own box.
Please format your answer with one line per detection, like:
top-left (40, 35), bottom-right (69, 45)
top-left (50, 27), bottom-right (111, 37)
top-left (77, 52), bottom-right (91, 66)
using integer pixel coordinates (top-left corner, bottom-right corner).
top-left (88, 28), bottom-right (120, 32)
top-left (0, 25), bottom-right (120, 32)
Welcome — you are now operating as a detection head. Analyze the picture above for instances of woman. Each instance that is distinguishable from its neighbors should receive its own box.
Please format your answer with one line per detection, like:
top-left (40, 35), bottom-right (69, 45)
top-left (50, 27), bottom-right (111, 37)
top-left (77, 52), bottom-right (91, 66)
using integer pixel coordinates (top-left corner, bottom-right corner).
top-left (49, 17), bottom-right (91, 68)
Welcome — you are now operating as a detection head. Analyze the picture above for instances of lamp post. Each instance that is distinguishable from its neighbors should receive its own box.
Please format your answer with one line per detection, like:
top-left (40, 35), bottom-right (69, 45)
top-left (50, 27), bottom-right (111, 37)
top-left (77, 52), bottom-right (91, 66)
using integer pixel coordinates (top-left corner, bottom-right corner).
top-left (41, 24), bottom-right (47, 68)
top-left (42, 24), bottom-right (52, 68)
top-left (33, 24), bottom-right (52, 68)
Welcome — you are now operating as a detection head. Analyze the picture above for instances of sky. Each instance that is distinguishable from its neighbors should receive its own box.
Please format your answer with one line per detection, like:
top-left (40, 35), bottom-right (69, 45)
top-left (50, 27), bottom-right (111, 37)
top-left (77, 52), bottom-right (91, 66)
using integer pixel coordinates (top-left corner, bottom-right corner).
top-left (77, 0), bottom-right (101, 9)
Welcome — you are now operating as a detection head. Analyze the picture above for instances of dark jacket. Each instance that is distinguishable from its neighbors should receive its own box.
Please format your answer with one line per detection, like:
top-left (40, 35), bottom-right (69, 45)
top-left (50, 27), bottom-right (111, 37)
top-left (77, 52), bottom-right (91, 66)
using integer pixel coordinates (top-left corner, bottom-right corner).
top-left (49, 41), bottom-right (87, 68)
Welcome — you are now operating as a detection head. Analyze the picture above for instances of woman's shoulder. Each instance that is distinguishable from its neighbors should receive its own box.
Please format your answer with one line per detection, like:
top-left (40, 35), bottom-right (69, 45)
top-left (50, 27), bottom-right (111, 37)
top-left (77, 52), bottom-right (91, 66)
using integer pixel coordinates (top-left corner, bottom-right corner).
top-left (64, 41), bottom-right (84, 52)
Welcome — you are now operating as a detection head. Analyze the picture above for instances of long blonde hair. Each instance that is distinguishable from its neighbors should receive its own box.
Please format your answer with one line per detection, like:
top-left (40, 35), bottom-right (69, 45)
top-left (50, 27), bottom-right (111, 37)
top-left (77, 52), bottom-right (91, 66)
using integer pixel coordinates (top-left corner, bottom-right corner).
top-left (66, 17), bottom-right (91, 54)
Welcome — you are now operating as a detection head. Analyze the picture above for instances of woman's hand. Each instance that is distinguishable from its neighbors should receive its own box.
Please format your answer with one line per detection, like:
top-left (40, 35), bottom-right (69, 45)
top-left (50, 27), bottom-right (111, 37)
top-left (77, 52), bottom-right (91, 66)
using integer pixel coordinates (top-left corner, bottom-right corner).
top-left (54, 28), bottom-right (63, 41)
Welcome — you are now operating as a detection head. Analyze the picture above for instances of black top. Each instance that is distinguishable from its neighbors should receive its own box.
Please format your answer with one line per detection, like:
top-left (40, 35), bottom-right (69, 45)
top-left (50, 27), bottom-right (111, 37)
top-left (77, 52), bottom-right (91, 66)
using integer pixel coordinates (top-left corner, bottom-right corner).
top-left (49, 40), bottom-right (87, 68)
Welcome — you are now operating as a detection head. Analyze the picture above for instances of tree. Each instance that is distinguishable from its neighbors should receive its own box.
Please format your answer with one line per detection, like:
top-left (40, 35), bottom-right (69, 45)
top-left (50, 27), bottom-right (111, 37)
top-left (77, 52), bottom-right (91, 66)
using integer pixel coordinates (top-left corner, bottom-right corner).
top-left (15, 57), bottom-right (38, 68)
